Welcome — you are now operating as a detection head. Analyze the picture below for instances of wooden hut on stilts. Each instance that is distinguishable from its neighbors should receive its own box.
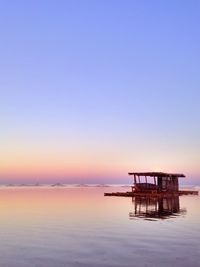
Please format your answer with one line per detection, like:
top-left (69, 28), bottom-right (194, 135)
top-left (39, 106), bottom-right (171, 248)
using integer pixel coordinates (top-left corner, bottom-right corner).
top-left (129, 172), bottom-right (184, 194)
top-left (105, 171), bottom-right (198, 196)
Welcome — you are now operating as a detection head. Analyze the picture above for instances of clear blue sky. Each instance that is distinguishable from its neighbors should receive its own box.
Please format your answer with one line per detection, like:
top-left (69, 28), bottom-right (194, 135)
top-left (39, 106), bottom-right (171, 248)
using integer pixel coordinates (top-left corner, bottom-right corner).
top-left (0, 0), bottom-right (200, 184)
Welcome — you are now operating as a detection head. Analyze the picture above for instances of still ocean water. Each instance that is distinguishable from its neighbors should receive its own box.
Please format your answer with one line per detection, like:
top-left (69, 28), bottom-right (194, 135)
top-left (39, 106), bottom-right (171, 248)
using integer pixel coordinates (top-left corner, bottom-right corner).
top-left (0, 186), bottom-right (199, 267)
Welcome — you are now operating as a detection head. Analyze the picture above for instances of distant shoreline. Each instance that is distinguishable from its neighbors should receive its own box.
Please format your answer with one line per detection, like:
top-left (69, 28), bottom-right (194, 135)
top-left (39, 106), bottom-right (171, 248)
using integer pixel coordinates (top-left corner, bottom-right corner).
top-left (0, 184), bottom-right (199, 189)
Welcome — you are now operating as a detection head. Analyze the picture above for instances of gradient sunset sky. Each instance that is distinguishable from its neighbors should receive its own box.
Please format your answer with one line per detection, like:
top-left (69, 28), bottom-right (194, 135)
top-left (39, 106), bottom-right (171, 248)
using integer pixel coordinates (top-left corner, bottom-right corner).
top-left (0, 1), bottom-right (199, 184)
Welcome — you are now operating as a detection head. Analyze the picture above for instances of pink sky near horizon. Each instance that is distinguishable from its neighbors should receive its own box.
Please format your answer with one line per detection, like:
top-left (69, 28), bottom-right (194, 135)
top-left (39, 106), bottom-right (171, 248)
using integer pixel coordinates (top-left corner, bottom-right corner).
top-left (1, 129), bottom-right (199, 184)
top-left (1, 131), bottom-right (199, 184)
top-left (0, 160), bottom-right (200, 184)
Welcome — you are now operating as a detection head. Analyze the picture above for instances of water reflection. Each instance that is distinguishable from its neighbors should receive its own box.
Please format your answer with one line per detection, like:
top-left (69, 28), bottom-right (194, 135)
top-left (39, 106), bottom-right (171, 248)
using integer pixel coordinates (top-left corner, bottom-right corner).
top-left (130, 196), bottom-right (187, 220)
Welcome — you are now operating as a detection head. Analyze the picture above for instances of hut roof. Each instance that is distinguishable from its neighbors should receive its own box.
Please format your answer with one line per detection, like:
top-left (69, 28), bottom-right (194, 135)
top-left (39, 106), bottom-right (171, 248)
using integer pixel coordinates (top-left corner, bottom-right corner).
top-left (128, 172), bottom-right (185, 178)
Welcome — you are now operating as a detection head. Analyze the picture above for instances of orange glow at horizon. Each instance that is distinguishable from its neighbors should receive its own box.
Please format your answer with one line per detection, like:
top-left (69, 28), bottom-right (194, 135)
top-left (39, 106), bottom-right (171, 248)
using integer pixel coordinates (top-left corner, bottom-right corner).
top-left (0, 138), bottom-right (200, 183)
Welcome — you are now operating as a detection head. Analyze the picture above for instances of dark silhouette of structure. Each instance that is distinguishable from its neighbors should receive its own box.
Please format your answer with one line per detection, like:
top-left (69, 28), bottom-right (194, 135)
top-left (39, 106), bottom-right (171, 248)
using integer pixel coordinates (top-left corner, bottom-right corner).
top-left (128, 172), bottom-right (185, 193)
top-left (104, 171), bottom-right (198, 196)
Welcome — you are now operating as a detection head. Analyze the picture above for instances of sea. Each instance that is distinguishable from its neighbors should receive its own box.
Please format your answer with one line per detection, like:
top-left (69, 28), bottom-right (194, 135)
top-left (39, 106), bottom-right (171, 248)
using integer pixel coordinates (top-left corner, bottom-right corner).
top-left (0, 185), bottom-right (199, 267)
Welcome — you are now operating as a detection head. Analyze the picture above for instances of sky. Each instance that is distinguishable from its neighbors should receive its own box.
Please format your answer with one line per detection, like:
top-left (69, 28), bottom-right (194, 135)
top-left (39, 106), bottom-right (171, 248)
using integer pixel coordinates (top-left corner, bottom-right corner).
top-left (0, 0), bottom-right (200, 184)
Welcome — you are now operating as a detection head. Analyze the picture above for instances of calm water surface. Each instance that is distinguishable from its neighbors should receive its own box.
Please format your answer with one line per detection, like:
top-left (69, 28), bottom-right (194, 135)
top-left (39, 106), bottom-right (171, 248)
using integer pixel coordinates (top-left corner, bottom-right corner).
top-left (0, 186), bottom-right (199, 267)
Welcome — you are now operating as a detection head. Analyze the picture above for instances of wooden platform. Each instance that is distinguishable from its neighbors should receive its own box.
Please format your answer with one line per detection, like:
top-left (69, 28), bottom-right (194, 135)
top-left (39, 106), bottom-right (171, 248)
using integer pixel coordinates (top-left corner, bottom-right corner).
top-left (104, 190), bottom-right (198, 197)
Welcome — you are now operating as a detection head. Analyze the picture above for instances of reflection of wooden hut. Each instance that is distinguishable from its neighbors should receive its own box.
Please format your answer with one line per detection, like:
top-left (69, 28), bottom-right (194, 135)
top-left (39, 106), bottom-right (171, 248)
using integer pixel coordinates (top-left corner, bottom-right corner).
top-left (128, 172), bottom-right (185, 193)
top-left (129, 196), bottom-right (186, 220)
